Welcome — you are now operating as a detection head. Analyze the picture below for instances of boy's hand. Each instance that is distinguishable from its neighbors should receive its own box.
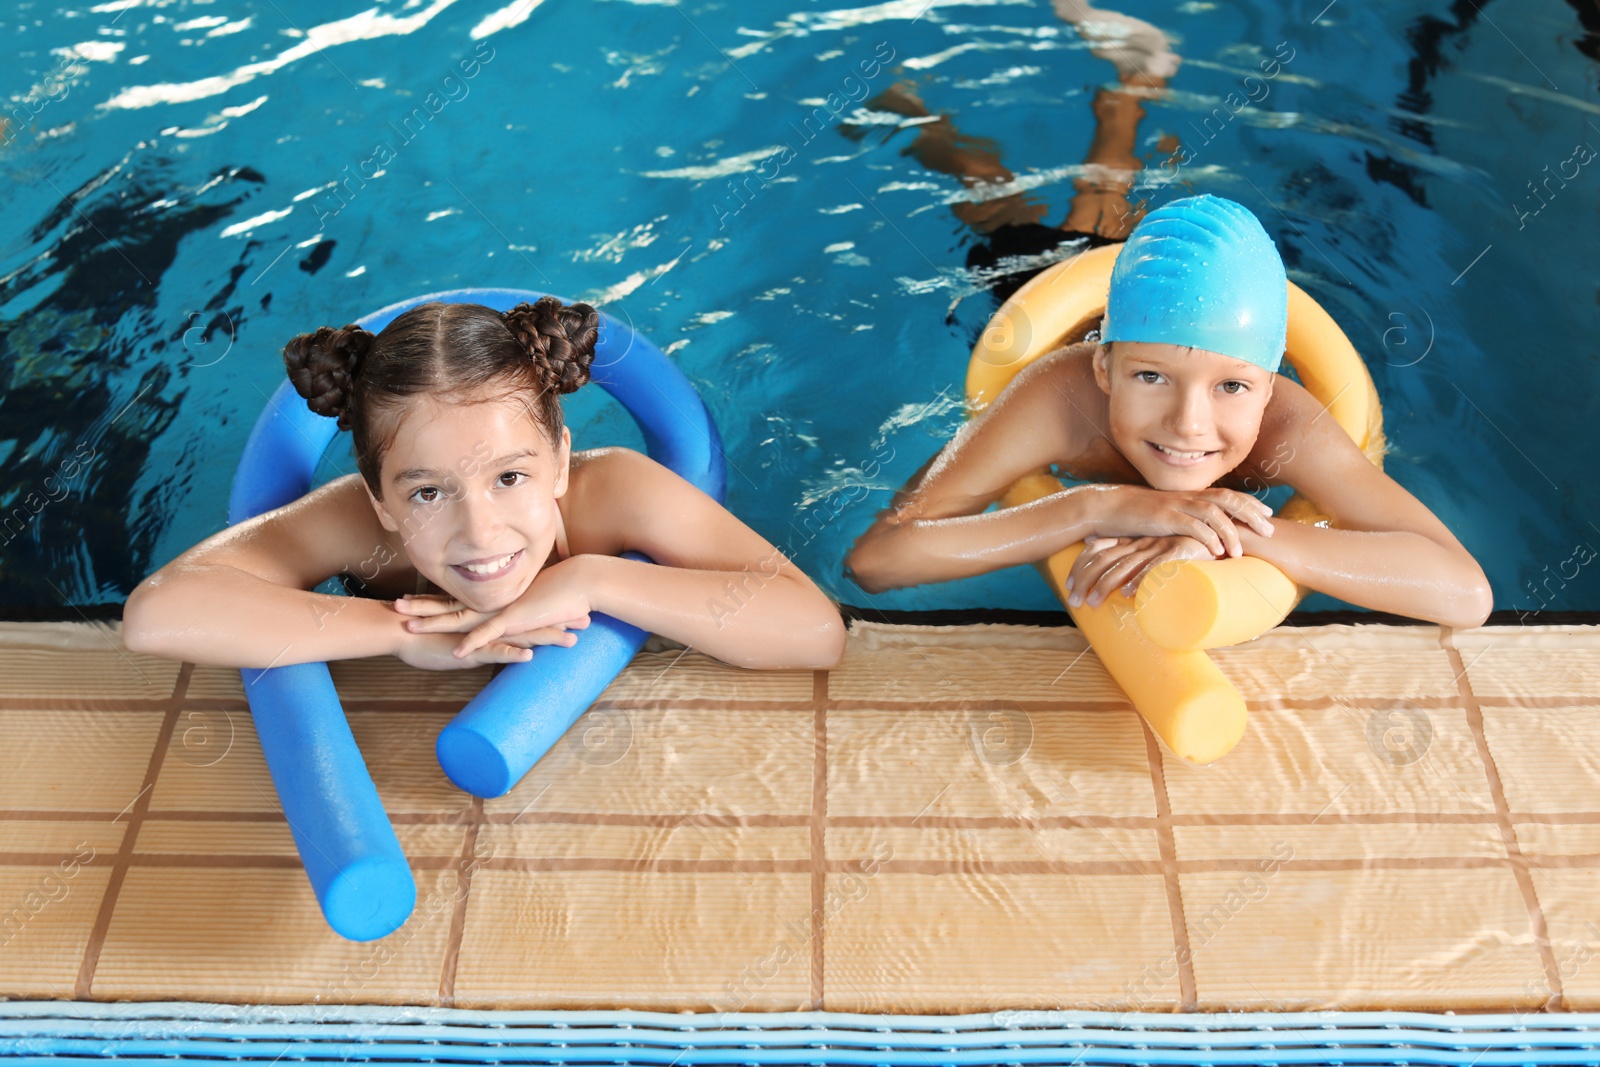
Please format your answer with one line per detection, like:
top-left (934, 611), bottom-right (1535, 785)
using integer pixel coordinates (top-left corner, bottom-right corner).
top-left (394, 629), bottom-right (535, 671)
top-left (394, 561), bottom-right (593, 659)
top-left (1089, 484), bottom-right (1273, 558)
top-left (1065, 534), bottom-right (1220, 608)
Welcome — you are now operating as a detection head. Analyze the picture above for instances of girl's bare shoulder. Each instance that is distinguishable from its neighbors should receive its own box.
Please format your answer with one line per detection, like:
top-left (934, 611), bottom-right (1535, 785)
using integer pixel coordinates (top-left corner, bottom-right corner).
top-left (559, 446), bottom-right (663, 557)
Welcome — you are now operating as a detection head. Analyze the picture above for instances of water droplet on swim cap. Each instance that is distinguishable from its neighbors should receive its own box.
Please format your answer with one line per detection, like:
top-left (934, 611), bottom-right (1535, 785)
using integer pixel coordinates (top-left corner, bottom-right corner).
top-left (1101, 195), bottom-right (1288, 373)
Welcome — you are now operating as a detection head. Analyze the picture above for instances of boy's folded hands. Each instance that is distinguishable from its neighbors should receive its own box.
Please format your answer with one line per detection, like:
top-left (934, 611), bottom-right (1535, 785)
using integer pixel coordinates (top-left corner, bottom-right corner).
top-left (1067, 485), bottom-right (1276, 608)
top-left (1085, 484), bottom-right (1273, 558)
top-left (1066, 533), bottom-right (1218, 608)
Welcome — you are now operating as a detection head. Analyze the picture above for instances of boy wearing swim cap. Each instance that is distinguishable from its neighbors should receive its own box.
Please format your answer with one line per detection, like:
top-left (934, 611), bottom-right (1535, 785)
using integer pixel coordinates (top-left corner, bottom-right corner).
top-left (847, 194), bottom-right (1492, 629)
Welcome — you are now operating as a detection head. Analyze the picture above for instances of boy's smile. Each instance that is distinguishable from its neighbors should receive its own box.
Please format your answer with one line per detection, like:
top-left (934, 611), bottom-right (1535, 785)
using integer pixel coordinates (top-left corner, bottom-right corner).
top-left (1094, 340), bottom-right (1276, 491)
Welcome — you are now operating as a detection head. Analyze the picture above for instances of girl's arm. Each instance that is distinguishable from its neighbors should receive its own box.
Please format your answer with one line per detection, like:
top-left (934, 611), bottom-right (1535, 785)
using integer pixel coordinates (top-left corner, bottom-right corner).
top-left (1232, 391), bottom-right (1493, 629)
top-left (121, 475), bottom-right (527, 668)
top-left (422, 448), bottom-right (847, 670)
top-left (844, 351), bottom-right (1271, 592)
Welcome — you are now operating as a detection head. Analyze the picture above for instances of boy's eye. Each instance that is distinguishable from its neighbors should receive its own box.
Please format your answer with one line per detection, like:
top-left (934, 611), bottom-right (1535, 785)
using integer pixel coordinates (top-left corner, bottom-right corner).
top-left (1136, 370), bottom-right (1162, 384)
top-left (1220, 381), bottom-right (1248, 394)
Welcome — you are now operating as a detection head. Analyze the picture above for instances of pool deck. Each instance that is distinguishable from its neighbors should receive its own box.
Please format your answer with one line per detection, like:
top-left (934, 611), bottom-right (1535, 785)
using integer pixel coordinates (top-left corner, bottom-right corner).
top-left (1, 617), bottom-right (1598, 1015)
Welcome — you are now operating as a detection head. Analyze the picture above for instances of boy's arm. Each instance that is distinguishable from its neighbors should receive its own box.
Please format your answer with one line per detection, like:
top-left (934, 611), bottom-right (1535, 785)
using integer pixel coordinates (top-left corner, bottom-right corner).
top-left (1235, 391), bottom-right (1493, 629)
top-left (845, 352), bottom-right (1095, 592)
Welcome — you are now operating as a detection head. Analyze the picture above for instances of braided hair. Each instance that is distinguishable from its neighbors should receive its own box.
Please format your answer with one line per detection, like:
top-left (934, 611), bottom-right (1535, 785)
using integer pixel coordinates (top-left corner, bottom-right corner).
top-left (281, 297), bottom-right (599, 496)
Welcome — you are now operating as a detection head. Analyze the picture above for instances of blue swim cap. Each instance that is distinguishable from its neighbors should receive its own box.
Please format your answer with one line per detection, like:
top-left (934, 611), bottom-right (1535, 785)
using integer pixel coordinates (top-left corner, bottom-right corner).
top-left (1101, 195), bottom-right (1288, 373)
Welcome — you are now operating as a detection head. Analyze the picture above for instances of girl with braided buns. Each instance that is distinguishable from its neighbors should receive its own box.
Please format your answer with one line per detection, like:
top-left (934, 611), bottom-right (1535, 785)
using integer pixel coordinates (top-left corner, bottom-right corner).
top-left (124, 298), bottom-right (846, 672)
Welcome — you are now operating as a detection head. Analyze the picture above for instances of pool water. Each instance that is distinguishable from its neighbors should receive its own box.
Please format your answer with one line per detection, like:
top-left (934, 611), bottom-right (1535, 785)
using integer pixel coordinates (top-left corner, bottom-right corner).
top-left (1, 0), bottom-right (1597, 616)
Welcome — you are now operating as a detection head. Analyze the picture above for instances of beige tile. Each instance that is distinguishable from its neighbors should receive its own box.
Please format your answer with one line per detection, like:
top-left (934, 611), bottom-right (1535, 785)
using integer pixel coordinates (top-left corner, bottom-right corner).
top-left (0, 647), bottom-right (180, 700)
top-left (1211, 646), bottom-right (1462, 702)
top-left (484, 708), bottom-right (814, 818)
top-left (348, 711), bottom-right (472, 813)
top-left (133, 818), bottom-right (463, 862)
top-left (1162, 706), bottom-right (1493, 817)
top-left (0, 820), bottom-right (125, 855)
top-left (1248, 624), bottom-right (1446, 652)
top-left (1513, 822), bottom-right (1600, 859)
top-left (94, 867), bottom-right (458, 1003)
top-left (595, 650), bottom-right (814, 703)
top-left (827, 825), bottom-right (1161, 865)
top-left (478, 822), bottom-right (811, 862)
top-left (0, 711), bottom-right (164, 813)
top-left (827, 707), bottom-right (1155, 819)
top-left (1482, 706), bottom-right (1600, 815)
top-left (328, 657), bottom-right (498, 701)
top-left (184, 665), bottom-right (246, 702)
top-left (135, 819), bottom-right (298, 856)
top-left (1463, 649), bottom-right (1600, 702)
top-left (1185, 868), bottom-right (1546, 1010)
top-left (824, 872), bottom-right (1180, 1012)
top-left (150, 710), bottom-right (274, 813)
top-left (0, 866), bottom-right (112, 996)
top-left (1173, 822), bottom-right (1507, 862)
top-left (831, 631), bottom-right (1125, 704)
top-left (151, 710), bottom-right (468, 816)
top-left (454, 870), bottom-right (811, 1009)
top-left (394, 823), bottom-right (470, 859)
top-left (1526, 868), bottom-right (1600, 1010)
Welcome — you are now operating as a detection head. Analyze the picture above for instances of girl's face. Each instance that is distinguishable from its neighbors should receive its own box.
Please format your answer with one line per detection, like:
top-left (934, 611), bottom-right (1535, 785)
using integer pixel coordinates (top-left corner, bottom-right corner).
top-left (366, 392), bottom-right (570, 614)
top-left (1093, 341), bottom-right (1275, 491)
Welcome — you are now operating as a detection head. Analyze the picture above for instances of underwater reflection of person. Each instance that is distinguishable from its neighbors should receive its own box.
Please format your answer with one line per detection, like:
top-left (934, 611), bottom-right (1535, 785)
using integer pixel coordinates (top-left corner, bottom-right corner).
top-left (845, 194), bottom-right (1493, 630)
top-left (847, 0), bottom-right (1182, 306)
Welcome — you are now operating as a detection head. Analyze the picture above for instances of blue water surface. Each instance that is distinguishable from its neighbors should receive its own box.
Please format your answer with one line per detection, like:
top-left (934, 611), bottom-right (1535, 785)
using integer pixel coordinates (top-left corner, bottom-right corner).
top-left (1, 0), bottom-right (1597, 615)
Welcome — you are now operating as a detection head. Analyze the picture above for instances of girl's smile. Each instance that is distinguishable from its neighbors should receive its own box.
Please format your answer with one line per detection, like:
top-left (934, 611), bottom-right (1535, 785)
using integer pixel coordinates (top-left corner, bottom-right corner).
top-left (452, 548), bottom-right (524, 581)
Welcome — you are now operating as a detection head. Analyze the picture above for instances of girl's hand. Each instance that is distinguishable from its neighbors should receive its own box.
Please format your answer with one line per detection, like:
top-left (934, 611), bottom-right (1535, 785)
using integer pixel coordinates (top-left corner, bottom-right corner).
top-left (1090, 484), bottom-right (1273, 558)
top-left (1066, 534), bottom-right (1221, 609)
top-left (394, 629), bottom-right (535, 671)
top-left (395, 561), bottom-right (593, 659)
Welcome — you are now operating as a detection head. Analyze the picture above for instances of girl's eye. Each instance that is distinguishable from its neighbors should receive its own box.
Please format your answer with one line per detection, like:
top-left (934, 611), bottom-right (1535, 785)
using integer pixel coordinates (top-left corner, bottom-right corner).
top-left (410, 486), bottom-right (440, 504)
top-left (498, 471), bottom-right (526, 488)
top-left (1220, 381), bottom-right (1248, 394)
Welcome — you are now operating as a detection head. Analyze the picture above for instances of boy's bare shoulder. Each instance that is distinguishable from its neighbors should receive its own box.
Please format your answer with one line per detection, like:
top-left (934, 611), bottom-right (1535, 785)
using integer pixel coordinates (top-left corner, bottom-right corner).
top-left (1261, 374), bottom-right (1330, 440)
top-left (1007, 342), bottom-right (1102, 443)
top-left (1239, 373), bottom-right (1359, 486)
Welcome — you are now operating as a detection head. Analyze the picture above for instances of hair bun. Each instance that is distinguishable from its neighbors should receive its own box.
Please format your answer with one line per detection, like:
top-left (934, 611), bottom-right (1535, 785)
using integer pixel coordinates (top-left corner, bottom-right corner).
top-left (282, 324), bottom-right (375, 431)
top-left (502, 296), bottom-right (598, 396)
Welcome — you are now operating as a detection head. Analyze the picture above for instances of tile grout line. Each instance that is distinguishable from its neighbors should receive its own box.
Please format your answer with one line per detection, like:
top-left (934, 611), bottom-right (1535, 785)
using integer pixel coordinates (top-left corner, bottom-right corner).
top-left (810, 669), bottom-right (828, 1012)
top-left (73, 660), bottom-right (193, 999)
top-left (437, 795), bottom-right (484, 1007)
top-left (1141, 718), bottom-right (1197, 1012)
top-left (1440, 627), bottom-right (1565, 1012)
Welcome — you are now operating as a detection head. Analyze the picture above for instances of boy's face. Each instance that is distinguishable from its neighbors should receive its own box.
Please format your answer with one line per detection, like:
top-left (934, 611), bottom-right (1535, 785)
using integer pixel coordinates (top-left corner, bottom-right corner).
top-left (1093, 340), bottom-right (1275, 491)
top-left (367, 392), bottom-right (571, 614)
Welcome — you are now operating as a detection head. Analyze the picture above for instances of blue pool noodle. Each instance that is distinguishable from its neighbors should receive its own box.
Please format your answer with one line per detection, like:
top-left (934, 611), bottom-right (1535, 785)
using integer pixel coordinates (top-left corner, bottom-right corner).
top-left (228, 289), bottom-right (722, 939)
top-left (228, 377), bottom-right (413, 943)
